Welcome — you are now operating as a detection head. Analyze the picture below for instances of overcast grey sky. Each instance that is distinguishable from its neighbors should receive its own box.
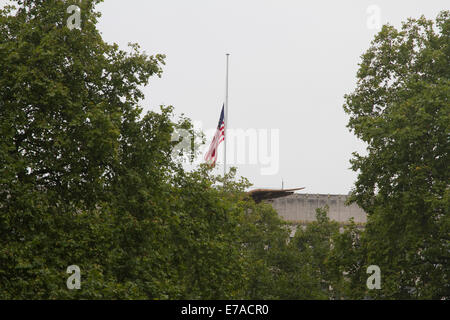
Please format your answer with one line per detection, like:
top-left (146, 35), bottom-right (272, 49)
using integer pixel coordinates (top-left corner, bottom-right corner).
top-left (3, 0), bottom-right (448, 194)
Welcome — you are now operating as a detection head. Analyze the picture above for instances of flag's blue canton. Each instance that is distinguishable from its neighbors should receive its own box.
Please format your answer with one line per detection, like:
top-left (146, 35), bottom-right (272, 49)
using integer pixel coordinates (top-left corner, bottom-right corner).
top-left (204, 104), bottom-right (226, 167)
top-left (217, 105), bottom-right (225, 129)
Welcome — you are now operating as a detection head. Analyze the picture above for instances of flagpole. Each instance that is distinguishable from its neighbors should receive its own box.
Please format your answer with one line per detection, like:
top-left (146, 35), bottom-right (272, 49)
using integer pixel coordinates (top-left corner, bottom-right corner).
top-left (224, 53), bottom-right (230, 177)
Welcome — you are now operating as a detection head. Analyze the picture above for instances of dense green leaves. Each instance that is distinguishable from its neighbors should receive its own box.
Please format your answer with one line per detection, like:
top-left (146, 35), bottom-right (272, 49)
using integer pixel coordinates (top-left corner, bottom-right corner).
top-left (1, 0), bottom-right (335, 299)
top-left (2, 1), bottom-right (447, 300)
top-left (344, 11), bottom-right (449, 299)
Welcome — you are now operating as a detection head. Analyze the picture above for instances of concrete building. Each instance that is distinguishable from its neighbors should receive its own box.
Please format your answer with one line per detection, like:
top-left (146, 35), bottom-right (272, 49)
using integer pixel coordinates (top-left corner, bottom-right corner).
top-left (266, 193), bottom-right (367, 225)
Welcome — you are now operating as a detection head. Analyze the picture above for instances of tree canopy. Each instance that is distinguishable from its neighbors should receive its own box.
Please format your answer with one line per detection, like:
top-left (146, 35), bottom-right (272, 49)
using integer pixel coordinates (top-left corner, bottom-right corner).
top-left (0, 0), bottom-right (329, 299)
top-left (0, 1), bottom-right (448, 300)
top-left (344, 11), bottom-right (449, 299)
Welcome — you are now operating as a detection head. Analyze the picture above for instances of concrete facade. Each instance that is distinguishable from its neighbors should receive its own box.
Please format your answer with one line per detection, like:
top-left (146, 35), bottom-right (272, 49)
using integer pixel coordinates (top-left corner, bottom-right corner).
top-left (268, 193), bottom-right (367, 224)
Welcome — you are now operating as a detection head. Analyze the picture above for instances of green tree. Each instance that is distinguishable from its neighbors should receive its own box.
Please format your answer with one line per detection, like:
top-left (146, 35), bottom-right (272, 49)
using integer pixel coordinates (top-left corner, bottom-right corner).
top-left (0, 0), bottom-right (253, 299)
top-left (343, 11), bottom-right (449, 299)
top-left (327, 219), bottom-right (366, 299)
top-left (290, 207), bottom-right (346, 300)
top-left (242, 204), bottom-right (345, 300)
top-left (0, 0), bottom-right (167, 298)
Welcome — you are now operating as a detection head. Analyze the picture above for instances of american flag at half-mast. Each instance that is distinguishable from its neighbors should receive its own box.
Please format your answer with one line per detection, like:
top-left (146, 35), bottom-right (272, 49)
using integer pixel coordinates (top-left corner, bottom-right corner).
top-left (204, 105), bottom-right (225, 167)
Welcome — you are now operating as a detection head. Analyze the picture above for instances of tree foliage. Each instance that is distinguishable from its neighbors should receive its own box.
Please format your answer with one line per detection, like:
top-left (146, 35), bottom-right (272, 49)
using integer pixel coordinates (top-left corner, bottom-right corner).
top-left (343, 11), bottom-right (449, 299)
top-left (0, 0), bottom-right (336, 299)
top-left (1, 0), bottom-right (447, 300)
